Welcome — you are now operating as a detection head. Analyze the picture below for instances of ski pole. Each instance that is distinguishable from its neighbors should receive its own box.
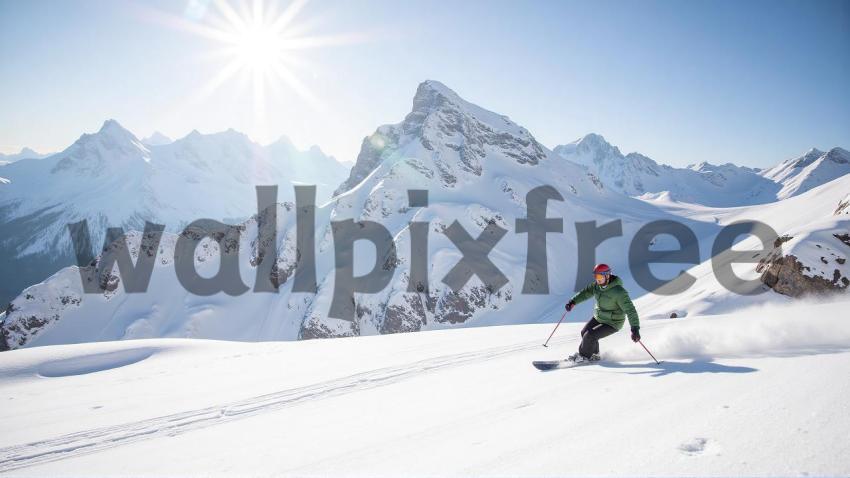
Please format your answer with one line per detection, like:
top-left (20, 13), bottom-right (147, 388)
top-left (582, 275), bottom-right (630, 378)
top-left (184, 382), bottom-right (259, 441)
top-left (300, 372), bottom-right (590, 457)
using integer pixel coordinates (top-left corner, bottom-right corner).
top-left (542, 310), bottom-right (568, 347)
top-left (637, 339), bottom-right (661, 365)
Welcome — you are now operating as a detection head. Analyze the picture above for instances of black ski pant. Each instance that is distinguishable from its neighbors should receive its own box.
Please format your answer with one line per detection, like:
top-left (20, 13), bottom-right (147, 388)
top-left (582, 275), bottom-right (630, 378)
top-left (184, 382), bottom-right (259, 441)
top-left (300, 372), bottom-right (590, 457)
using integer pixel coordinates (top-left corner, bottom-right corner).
top-left (579, 317), bottom-right (618, 358)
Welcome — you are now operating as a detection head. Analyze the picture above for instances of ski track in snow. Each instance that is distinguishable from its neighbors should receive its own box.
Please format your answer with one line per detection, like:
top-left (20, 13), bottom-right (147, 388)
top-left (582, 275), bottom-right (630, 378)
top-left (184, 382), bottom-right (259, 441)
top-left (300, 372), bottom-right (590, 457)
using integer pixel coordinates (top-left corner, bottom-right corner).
top-left (0, 334), bottom-right (576, 472)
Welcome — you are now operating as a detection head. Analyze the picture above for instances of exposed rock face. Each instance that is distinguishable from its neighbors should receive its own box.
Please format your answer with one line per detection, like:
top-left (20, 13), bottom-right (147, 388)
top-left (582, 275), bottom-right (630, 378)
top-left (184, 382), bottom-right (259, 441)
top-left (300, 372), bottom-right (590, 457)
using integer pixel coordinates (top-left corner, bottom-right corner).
top-left (835, 195), bottom-right (850, 215)
top-left (0, 230), bottom-right (176, 349)
top-left (757, 254), bottom-right (848, 297)
top-left (757, 233), bottom-right (850, 297)
top-left (380, 293), bottom-right (427, 334)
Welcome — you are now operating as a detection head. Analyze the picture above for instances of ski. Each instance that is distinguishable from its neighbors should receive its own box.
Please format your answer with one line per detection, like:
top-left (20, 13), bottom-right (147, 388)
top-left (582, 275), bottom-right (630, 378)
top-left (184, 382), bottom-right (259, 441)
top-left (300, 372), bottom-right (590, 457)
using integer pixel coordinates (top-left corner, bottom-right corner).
top-left (532, 359), bottom-right (596, 371)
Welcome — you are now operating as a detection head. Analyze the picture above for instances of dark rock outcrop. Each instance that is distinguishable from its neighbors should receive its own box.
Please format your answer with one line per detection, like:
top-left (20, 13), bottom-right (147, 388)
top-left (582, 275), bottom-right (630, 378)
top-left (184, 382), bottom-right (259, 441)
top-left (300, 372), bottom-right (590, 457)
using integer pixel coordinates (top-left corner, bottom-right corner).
top-left (757, 254), bottom-right (849, 297)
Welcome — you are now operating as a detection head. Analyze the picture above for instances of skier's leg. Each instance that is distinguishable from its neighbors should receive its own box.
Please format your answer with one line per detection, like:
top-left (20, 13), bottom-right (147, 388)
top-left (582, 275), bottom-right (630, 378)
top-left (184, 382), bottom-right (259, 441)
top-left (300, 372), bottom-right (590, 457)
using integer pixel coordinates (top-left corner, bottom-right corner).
top-left (580, 317), bottom-right (600, 338)
top-left (578, 321), bottom-right (617, 358)
top-left (569, 318), bottom-right (600, 361)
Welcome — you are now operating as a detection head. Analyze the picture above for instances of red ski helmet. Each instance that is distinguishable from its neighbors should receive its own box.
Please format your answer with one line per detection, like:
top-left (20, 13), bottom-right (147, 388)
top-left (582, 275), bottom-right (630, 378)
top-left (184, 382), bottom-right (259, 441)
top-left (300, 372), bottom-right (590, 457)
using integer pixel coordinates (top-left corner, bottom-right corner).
top-left (593, 263), bottom-right (611, 275)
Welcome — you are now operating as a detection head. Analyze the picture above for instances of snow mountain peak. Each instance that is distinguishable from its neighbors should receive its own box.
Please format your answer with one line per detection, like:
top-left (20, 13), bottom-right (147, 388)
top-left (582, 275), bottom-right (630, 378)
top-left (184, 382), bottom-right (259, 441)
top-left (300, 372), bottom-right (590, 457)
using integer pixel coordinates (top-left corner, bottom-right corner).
top-left (95, 119), bottom-right (144, 146)
top-left (793, 147), bottom-right (826, 168)
top-left (414, 80), bottom-right (463, 106)
top-left (50, 120), bottom-right (150, 175)
top-left (335, 80), bottom-right (548, 195)
top-left (142, 131), bottom-right (173, 147)
top-left (760, 145), bottom-right (850, 199)
top-left (577, 133), bottom-right (623, 157)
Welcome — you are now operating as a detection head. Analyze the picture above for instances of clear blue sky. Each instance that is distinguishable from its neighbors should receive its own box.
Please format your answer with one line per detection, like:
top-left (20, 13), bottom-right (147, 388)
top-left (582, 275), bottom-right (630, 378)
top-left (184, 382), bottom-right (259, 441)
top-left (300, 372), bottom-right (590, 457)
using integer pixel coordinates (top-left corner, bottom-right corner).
top-left (1, 0), bottom-right (848, 168)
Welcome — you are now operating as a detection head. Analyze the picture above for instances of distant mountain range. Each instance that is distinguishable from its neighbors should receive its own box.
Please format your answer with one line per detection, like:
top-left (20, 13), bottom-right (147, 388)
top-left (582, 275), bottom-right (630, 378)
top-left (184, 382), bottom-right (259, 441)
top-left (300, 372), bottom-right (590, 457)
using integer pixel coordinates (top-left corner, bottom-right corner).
top-left (553, 134), bottom-right (849, 206)
top-left (0, 147), bottom-right (50, 166)
top-left (0, 121), bottom-right (350, 307)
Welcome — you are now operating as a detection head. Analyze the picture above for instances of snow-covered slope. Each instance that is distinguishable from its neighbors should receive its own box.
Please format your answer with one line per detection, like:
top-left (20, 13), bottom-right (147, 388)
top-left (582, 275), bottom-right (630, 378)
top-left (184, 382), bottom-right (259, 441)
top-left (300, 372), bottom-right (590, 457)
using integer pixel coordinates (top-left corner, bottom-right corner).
top-left (1, 298), bottom-right (848, 475)
top-left (635, 173), bottom-right (850, 319)
top-left (1, 81), bottom-right (702, 349)
top-left (0, 121), bottom-right (350, 307)
top-left (554, 134), bottom-right (847, 206)
top-left (760, 147), bottom-right (850, 199)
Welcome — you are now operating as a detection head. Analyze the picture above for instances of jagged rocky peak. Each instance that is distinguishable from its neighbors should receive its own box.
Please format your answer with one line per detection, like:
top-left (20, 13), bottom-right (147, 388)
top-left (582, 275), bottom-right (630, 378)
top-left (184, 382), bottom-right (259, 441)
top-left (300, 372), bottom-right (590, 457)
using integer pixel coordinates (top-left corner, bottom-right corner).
top-left (334, 80), bottom-right (548, 196)
top-left (403, 80), bottom-right (547, 163)
top-left (51, 119), bottom-right (150, 174)
top-left (70, 119), bottom-right (146, 153)
top-left (406, 80), bottom-right (518, 129)
top-left (576, 133), bottom-right (620, 155)
top-left (96, 119), bottom-right (143, 145)
top-left (553, 133), bottom-right (626, 166)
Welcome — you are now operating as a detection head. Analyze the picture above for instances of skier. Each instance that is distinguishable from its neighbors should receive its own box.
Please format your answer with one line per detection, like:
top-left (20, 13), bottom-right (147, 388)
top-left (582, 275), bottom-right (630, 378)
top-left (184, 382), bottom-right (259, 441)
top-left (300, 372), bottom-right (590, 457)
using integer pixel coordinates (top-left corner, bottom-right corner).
top-left (563, 263), bottom-right (640, 363)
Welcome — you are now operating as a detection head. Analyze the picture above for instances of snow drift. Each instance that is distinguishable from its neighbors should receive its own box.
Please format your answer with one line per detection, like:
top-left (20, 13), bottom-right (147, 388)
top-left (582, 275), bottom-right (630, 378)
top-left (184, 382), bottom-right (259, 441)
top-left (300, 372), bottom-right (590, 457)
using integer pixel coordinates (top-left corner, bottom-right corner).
top-left (605, 297), bottom-right (850, 362)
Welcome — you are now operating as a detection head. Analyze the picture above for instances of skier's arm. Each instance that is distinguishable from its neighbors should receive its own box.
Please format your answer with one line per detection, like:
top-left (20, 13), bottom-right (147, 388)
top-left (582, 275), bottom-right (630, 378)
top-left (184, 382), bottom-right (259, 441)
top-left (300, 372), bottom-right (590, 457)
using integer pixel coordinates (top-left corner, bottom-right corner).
top-left (570, 282), bottom-right (595, 305)
top-left (617, 291), bottom-right (640, 329)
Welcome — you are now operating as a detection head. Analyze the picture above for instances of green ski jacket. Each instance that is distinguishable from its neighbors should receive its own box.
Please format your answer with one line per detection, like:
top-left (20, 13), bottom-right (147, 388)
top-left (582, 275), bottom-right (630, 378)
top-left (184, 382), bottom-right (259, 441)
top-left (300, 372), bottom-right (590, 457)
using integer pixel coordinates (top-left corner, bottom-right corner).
top-left (570, 275), bottom-right (640, 331)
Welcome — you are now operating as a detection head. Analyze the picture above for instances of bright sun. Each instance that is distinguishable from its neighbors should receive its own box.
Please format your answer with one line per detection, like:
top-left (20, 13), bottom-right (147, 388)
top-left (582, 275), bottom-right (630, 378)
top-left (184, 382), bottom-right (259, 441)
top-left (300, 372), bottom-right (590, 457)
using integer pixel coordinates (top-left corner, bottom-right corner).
top-left (148, 0), bottom-right (367, 139)
top-left (233, 24), bottom-right (282, 73)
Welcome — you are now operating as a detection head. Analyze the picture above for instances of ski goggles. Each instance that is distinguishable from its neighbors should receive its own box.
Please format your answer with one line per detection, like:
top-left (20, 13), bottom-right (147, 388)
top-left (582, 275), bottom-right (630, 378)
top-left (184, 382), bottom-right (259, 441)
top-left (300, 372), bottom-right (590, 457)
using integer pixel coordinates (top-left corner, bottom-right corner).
top-left (594, 272), bottom-right (610, 281)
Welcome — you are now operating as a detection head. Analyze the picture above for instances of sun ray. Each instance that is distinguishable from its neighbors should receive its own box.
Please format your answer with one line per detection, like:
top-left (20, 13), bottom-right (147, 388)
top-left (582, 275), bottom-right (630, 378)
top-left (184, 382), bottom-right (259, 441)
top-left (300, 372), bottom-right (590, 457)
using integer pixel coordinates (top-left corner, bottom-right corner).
top-left (214, 0), bottom-right (249, 33)
top-left (131, 3), bottom-right (238, 45)
top-left (279, 31), bottom-right (373, 50)
top-left (269, 60), bottom-right (324, 111)
top-left (140, 0), bottom-right (376, 141)
top-left (196, 58), bottom-right (246, 102)
top-left (269, 0), bottom-right (309, 36)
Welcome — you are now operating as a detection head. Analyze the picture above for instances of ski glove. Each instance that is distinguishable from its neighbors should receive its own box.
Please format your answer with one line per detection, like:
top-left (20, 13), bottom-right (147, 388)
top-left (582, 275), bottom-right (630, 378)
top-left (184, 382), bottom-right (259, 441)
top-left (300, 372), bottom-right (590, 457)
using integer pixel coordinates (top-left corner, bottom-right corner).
top-left (630, 326), bottom-right (641, 342)
top-left (565, 300), bottom-right (576, 312)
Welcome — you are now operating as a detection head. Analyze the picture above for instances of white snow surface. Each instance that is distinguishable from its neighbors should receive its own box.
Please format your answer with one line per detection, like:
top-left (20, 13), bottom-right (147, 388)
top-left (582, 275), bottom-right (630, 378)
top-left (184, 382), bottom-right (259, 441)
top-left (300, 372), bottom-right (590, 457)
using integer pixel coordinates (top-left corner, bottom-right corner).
top-left (1, 298), bottom-right (849, 475)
